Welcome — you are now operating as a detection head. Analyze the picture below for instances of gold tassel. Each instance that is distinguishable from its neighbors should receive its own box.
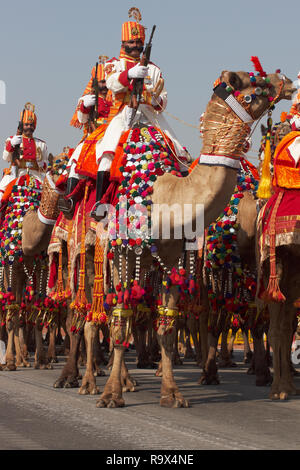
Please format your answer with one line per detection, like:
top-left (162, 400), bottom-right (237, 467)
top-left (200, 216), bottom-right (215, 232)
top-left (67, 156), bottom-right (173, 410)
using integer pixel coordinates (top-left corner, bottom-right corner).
top-left (257, 130), bottom-right (272, 199)
top-left (90, 235), bottom-right (106, 324)
top-left (53, 246), bottom-right (64, 301)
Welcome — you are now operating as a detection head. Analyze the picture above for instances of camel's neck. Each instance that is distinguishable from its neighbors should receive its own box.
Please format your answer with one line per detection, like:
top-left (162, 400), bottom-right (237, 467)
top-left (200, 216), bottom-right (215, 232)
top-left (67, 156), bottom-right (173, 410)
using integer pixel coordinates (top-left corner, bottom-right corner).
top-left (22, 173), bottom-right (62, 256)
top-left (37, 173), bottom-right (62, 226)
top-left (152, 163), bottom-right (238, 230)
top-left (201, 95), bottom-right (252, 160)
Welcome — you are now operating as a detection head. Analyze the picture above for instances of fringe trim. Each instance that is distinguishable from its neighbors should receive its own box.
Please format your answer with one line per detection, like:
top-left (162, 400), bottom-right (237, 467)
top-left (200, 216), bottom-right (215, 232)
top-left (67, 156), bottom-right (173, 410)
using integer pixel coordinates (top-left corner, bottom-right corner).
top-left (260, 190), bottom-right (286, 302)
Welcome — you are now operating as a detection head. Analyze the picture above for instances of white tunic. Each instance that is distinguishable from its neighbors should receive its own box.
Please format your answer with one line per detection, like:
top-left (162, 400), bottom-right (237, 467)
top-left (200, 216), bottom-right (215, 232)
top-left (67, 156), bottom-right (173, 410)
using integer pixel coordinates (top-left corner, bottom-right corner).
top-left (0, 136), bottom-right (48, 199)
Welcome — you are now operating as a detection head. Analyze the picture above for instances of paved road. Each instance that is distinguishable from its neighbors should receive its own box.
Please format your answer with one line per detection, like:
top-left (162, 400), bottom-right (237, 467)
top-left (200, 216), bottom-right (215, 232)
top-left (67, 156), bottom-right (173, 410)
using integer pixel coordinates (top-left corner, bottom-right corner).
top-left (0, 350), bottom-right (300, 451)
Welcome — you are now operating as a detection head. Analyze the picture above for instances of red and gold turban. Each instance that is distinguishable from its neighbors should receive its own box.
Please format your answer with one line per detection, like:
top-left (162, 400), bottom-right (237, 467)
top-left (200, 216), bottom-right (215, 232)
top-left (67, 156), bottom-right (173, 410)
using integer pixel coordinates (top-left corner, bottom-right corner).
top-left (121, 21), bottom-right (145, 43)
top-left (20, 103), bottom-right (37, 129)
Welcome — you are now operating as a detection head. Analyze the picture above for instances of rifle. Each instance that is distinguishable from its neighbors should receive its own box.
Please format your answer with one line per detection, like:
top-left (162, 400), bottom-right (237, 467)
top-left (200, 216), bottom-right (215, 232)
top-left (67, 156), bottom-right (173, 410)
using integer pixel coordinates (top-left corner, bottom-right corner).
top-left (11, 109), bottom-right (25, 176)
top-left (89, 62), bottom-right (99, 132)
top-left (129, 25), bottom-right (156, 126)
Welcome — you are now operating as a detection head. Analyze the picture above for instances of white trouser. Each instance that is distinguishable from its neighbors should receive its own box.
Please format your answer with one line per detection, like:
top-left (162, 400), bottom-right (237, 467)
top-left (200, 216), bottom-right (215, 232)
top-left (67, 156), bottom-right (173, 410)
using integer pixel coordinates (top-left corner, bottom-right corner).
top-left (96, 112), bottom-right (126, 166)
top-left (95, 104), bottom-right (190, 173)
top-left (66, 142), bottom-right (84, 179)
top-left (0, 174), bottom-right (15, 201)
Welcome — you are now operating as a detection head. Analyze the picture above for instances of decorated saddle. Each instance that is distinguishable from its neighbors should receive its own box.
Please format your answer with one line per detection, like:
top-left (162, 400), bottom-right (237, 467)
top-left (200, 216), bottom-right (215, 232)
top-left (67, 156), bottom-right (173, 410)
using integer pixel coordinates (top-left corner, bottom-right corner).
top-left (105, 124), bottom-right (183, 252)
top-left (100, 123), bottom-right (192, 312)
top-left (0, 174), bottom-right (42, 263)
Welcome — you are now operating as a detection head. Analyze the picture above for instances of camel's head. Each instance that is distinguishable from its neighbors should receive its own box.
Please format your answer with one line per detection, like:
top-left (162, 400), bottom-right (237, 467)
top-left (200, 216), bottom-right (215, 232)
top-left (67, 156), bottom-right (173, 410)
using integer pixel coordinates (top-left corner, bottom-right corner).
top-left (273, 120), bottom-right (292, 147)
top-left (218, 69), bottom-right (295, 120)
top-left (47, 151), bottom-right (69, 186)
top-left (260, 120), bottom-right (292, 153)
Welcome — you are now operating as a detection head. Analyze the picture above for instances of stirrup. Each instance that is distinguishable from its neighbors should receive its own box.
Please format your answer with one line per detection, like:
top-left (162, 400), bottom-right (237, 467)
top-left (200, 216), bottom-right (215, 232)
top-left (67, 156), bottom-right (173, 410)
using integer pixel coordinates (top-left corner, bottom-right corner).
top-left (57, 197), bottom-right (74, 215)
top-left (90, 201), bottom-right (108, 222)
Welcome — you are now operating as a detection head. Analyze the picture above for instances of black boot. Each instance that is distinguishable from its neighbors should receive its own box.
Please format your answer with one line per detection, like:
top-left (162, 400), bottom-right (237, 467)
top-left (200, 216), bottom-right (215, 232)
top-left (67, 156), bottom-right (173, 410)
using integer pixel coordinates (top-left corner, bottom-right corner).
top-left (58, 177), bottom-right (79, 215)
top-left (91, 171), bottom-right (110, 221)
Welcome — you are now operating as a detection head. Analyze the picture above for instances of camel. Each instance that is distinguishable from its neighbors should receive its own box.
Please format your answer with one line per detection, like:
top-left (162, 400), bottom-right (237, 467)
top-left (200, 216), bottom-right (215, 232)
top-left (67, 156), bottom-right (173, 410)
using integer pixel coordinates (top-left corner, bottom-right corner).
top-left (53, 183), bottom-right (110, 393)
top-left (198, 161), bottom-right (259, 384)
top-left (199, 116), bottom-right (294, 387)
top-left (95, 68), bottom-right (294, 408)
top-left (1, 153), bottom-right (68, 371)
top-left (255, 117), bottom-right (300, 400)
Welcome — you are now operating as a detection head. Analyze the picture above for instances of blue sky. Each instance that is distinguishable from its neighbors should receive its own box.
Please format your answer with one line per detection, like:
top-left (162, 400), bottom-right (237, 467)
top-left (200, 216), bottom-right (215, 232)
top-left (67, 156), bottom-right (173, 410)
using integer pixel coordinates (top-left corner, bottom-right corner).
top-left (0, 0), bottom-right (299, 171)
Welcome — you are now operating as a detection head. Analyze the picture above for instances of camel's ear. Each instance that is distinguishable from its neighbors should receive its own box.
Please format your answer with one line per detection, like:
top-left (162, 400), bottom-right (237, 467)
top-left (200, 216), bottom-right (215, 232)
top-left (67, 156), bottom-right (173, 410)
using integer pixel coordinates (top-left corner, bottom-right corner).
top-left (221, 71), bottom-right (243, 91)
top-left (48, 153), bottom-right (54, 167)
top-left (261, 124), bottom-right (267, 136)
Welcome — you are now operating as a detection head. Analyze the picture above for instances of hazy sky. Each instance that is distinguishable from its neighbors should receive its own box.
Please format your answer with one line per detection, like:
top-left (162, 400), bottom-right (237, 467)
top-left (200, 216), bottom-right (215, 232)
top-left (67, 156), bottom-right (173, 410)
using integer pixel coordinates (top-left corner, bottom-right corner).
top-left (0, 0), bottom-right (299, 172)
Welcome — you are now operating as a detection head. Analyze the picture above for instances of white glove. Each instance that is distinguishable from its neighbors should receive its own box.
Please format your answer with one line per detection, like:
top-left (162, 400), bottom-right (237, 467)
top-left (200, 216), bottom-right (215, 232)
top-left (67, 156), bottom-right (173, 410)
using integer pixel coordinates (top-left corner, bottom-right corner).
top-left (128, 64), bottom-right (149, 80)
top-left (124, 107), bottom-right (136, 128)
top-left (82, 94), bottom-right (96, 108)
top-left (10, 135), bottom-right (22, 147)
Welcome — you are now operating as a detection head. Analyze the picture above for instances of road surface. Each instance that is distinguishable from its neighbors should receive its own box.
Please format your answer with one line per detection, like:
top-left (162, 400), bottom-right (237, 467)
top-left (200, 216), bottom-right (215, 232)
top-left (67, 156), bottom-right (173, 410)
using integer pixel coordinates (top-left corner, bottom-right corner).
top-left (0, 350), bottom-right (300, 451)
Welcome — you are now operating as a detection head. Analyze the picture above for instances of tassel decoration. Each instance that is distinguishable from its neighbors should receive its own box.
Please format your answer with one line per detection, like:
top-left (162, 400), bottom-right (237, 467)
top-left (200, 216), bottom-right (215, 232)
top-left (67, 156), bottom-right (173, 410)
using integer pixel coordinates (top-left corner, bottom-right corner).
top-left (260, 189), bottom-right (286, 303)
top-left (257, 116), bottom-right (273, 199)
top-left (88, 235), bottom-right (107, 324)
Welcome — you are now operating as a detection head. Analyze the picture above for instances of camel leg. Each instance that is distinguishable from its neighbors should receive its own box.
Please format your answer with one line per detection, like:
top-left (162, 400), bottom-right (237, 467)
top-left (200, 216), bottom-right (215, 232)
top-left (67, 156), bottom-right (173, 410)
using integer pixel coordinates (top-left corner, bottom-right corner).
top-left (267, 302), bottom-right (282, 399)
top-left (218, 316), bottom-right (237, 367)
top-left (4, 316), bottom-right (16, 371)
top-left (242, 329), bottom-right (253, 363)
top-left (96, 345), bottom-right (125, 408)
top-left (93, 331), bottom-right (107, 372)
top-left (199, 309), bottom-right (208, 369)
top-left (14, 320), bottom-right (30, 368)
top-left (149, 327), bottom-right (161, 363)
top-left (277, 302), bottom-right (299, 399)
top-left (155, 294), bottom-right (189, 408)
top-left (121, 358), bottom-right (138, 392)
top-left (96, 300), bottom-right (131, 408)
top-left (248, 313), bottom-right (271, 385)
top-left (227, 330), bottom-right (236, 358)
top-left (155, 359), bottom-right (163, 377)
top-left (177, 325), bottom-right (185, 355)
top-left (199, 331), bottom-right (220, 385)
top-left (172, 324), bottom-right (183, 366)
top-left (184, 326), bottom-right (197, 360)
top-left (135, 324), bottom-right (150, 368)
top-left (79, 322), bottom-right (101, 395)
top-left (18, 323), bottom-right (31, 367)
top-left (34, 320), bottom-right (52, 370)
top-left (190, 327), bottom-right (201, 365)
top-left (157, 324), bottom-right (189, 408)
top-left (100, 323), bottom-right (110, 354)
top-left (251, 334), bottom-right (272, 386)
top-left (53, 312), bottom-right (83, 388)
top-left (61, 317), bottom-right (70, 356)
top-left (47, 325), bottom-right (58, 363)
